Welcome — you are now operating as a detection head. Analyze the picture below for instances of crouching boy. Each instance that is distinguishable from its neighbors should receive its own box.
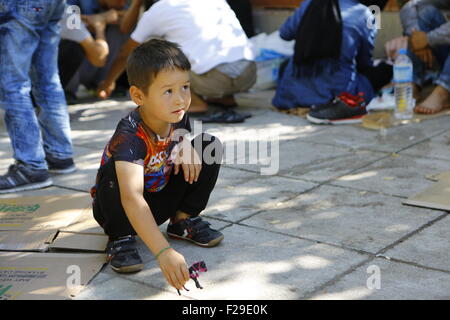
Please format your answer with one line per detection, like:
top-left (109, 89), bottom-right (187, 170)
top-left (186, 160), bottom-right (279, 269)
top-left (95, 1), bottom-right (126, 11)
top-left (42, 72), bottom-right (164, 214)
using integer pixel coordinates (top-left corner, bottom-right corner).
top-left (90, 39), bottom-right (224, 291)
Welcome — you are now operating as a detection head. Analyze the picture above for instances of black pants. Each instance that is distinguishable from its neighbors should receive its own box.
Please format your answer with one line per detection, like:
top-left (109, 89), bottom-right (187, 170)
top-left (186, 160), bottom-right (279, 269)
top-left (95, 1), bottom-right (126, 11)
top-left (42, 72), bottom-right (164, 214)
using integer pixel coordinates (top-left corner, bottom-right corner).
top-left (359, 62), bottom-right (393, 93)
top-left (58, 40), bottom-right (85, 90)
top-left (226, 0), bottom-right (255, 38)
top-left (92, 134), bottom-right (223, 239)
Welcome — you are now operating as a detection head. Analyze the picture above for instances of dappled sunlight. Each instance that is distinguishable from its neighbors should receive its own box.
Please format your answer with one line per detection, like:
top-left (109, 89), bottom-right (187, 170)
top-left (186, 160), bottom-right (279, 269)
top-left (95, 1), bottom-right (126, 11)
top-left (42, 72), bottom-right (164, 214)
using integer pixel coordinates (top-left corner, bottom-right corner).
top-left (338, 171), bottom-right (378, 181)
top-left (296, 255), bottom-right (331, 269)
top-left (385, 224), bottom-right (411, 233)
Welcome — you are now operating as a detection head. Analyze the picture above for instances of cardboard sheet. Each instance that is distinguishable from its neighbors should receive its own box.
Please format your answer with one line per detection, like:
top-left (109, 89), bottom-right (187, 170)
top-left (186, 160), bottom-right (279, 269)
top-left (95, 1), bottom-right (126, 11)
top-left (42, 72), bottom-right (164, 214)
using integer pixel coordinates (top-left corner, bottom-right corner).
top-left (0, 231), bottom-right (56, 252)
top-left (49, 232), bottom-right (108, 252)
top-left (361, 110), bottom-right (450, 130)
top-left (0, 194), bottom-right (92, 231)
top-left (0, 252), bottom-right (106, 300)
top-left (403, 175), bottom-right (450, 211)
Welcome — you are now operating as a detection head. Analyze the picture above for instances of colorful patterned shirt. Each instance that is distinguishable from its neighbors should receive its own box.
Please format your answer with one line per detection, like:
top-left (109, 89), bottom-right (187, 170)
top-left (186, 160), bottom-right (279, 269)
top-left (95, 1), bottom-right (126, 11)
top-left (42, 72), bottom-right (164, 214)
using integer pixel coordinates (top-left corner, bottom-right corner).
top-left (90, 108), bottom-right (191, 197)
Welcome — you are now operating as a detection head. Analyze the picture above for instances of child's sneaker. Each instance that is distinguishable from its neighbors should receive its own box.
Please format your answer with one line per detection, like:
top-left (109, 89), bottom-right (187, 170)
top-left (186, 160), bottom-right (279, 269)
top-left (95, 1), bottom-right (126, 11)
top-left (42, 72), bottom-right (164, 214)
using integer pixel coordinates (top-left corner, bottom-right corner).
top-left (107, 235), bottom-right (144, 273)
top-left (46, 155), bottom-right (76, 174)
top-left (0, 163), bottom-right (52, 194)
top-left (167, 217), bottom-right (224, 247)
top-left (306, 92), bottom-right (368, 125)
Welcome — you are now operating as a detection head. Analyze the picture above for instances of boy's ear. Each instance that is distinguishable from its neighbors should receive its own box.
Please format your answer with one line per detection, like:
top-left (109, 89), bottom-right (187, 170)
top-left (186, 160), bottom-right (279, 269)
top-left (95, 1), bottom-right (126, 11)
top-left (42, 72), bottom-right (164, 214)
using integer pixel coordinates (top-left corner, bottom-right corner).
top-left (129, 85), bottom-right (145, 106)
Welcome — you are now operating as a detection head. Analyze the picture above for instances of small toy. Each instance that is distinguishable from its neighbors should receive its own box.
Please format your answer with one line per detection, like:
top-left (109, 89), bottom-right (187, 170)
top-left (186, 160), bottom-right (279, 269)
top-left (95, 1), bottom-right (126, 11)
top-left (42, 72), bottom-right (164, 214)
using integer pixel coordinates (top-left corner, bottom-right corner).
top-left (177, 261), bottom-right (207, 295)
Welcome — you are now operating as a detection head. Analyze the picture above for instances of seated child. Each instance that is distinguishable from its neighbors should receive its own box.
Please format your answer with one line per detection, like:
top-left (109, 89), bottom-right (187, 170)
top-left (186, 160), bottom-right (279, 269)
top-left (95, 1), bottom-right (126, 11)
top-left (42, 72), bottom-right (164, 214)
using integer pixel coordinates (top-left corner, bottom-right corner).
top-left (272, 0), bottom-right (392, 125)
top-left (91, 39), bottom-right (224, 291)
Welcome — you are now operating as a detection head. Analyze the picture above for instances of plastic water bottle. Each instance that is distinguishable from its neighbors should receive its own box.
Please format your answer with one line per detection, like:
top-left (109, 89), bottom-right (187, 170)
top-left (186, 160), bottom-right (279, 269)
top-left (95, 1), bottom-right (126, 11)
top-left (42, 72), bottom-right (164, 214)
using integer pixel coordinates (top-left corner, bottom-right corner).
top-left (393, 48), bottom-right (414, 119)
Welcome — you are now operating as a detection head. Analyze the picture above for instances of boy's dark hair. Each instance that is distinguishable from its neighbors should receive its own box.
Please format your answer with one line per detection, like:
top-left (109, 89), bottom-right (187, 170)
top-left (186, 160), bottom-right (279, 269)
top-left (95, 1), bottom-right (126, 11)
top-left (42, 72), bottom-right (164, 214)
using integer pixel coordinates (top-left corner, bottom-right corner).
top-left (126, 39), bottom-right (191, 92)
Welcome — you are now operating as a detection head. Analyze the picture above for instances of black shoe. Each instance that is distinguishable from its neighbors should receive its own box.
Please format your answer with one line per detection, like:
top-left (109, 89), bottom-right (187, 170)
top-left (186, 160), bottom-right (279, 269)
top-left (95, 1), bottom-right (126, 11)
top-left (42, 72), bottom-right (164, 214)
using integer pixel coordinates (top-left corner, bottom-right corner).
top-left (306, 92), bottom-right (368, 125)
top-left (107, 235), bottom-right (144, 273)
top-left (167, 216), bottom-right (224, 247)
top-left (46, 155), bottom-right (76, 174)
top-left (0, 163), bottom-right (52, 194)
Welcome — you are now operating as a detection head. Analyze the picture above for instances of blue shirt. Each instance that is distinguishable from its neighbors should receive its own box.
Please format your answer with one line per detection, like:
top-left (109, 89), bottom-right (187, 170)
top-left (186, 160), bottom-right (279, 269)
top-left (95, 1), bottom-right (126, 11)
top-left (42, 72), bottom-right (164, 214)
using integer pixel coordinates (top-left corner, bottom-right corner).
top-left (272, 0), bottom-right (377, 109)
top-left (67, 0), bottom-right (129, 14)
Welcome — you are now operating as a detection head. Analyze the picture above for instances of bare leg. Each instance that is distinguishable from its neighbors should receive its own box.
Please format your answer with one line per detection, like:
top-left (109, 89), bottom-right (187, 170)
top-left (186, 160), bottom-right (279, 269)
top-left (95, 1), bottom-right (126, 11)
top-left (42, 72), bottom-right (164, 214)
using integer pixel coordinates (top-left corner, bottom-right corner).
top-left (189, 92), bottom-right (208, 114)
top-left (414, 85), bottom-right (450, 114)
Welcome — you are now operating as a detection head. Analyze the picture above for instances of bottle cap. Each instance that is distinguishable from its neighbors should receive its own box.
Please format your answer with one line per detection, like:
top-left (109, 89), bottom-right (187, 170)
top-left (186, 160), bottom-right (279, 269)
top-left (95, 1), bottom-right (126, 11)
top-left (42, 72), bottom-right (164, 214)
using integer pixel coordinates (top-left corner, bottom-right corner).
top-left (398, 48), bottom-right (407, 55)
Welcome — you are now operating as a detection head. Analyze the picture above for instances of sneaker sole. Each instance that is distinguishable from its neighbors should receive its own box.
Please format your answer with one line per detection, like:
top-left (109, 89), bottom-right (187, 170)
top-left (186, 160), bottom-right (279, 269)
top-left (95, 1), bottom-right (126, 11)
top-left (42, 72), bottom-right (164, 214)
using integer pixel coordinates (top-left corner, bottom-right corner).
top-left (48, 166), bottom-right (77, 174)
top-left (0, 179), bottom-right (53, 194)
top-left (306, 114), bottom-right (364, 125)
top-left (167, 232), bottom-right (224, 248)
top-left (110, 263), bottom-right (144, 273)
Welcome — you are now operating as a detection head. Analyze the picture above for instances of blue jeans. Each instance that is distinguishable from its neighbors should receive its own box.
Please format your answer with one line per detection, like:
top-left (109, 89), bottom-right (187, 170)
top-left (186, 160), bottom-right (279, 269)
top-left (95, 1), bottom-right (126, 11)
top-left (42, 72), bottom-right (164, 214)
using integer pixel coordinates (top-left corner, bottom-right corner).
top-left (408, 5), bottom-right (450, 92)
top-left (0, 0), bottom-right (73, 171)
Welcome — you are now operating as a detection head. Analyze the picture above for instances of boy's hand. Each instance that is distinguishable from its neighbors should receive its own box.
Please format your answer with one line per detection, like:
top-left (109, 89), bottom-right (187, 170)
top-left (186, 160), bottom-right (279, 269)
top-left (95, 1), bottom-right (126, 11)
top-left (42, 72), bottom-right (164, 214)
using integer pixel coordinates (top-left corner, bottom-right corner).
top-left (173, 140), bottom-right (202, 184)
top-left (157, 248), bottom-right (190, 290)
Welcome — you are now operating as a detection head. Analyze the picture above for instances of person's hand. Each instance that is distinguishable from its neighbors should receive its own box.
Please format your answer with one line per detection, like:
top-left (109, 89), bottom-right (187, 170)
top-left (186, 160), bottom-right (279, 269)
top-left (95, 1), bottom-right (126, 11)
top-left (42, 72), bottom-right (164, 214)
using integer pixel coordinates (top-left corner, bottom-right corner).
top-left (97, 80), bottom-right (116, 99)
top-left (81, 14), bottom-right (106, 32)
top-left (410, 30), bottom-right (429, 51)
top-left (414, 47), bottom-right (434, 68)
top-left (385, 36), bottom-right (408, 60)
top-left (157, 248), bottom-right (190, 291)
top-left (102, 9), bottom-right (119, 24)
top-left (173, 139), bottom-right (202, 184)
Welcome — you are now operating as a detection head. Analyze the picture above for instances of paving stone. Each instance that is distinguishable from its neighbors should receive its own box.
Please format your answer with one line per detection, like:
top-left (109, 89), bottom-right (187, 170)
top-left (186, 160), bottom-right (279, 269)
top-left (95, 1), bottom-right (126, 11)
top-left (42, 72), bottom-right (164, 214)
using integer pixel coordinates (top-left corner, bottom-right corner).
top-left (119, 225), bottom-right (368, 299)
top-left (241, 185), bottom-right (443, 253)
top-left (73, 276), bottom-right (189, 300)
top-left (384, 215), bottom-right (450, 272)
top-left (334, 154), bottom-right (450, 197)
top-left (309, 258), bottom-right (450, 300)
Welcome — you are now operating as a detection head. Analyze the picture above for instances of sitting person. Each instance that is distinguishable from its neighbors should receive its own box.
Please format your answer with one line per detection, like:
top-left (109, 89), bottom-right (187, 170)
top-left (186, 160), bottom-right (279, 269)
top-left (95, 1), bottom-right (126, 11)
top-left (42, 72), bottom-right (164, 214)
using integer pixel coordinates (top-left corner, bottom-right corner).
top-left (91, 40), bottom-right (224, 290)
top-left (272, 0), bottom-right (392, 124)
top-left (398, 0), bottom-right (450, 114)
top-left (59, 0), bottom-right (136, 99)
top-left (97, 0), bottom-right (256, 114)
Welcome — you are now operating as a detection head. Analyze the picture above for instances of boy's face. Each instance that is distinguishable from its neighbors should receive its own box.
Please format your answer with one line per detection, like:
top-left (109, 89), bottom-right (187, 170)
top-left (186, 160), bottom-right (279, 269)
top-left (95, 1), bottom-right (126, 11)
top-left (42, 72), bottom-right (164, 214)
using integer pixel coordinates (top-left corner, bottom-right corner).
top-left (136, 68), bottom-right (191, 124)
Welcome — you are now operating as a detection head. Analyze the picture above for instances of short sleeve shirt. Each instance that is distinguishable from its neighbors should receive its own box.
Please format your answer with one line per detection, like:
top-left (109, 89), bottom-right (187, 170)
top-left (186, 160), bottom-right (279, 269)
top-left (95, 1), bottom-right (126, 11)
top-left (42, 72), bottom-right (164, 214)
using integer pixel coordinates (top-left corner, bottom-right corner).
top-left (91, 108), bottom-right (191, 197)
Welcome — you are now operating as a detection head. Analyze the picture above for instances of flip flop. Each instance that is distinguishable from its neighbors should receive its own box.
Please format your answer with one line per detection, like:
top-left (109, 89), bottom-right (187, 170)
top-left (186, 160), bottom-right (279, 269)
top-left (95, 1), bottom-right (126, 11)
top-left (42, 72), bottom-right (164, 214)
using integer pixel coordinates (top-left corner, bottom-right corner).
top-left (199, 110), bottom-right (251, 123)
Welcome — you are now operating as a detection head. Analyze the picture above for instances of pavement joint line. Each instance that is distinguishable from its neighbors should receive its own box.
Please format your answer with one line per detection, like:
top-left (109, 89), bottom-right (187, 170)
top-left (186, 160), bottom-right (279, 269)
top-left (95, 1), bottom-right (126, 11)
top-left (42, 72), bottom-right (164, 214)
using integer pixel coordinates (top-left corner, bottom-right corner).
top-left (374, 255), bottom-right (450, 275)
top-left (324, 182), bottom-right (410, 199)
top-left (233, 219), bottom-right (377, 257)
top-left (114, 274), bottom-right (198, 300)
top-left (374, 212), bottom-right (449, 257)
top-left (300, 256), bottom-right (376, 300)
top-left (51, 184), bottom-right (90, 194)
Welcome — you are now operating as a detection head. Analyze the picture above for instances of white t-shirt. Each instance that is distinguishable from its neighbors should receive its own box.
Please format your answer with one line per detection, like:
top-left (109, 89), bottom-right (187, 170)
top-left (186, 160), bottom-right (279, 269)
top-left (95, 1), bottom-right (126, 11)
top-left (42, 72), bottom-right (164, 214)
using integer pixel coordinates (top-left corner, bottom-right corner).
top-left (60, 7), bottom-right (91, 43)
top-left (130, 0), bottom-right (256, 74)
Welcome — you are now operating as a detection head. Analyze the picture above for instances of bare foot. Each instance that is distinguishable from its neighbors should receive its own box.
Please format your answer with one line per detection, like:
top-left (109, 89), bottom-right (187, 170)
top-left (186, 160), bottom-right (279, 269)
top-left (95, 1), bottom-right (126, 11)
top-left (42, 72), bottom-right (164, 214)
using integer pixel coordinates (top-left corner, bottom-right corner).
top-left (189, 92), bottom-right (208, 114)
top-left (414, 85), bottom-right (450, 114)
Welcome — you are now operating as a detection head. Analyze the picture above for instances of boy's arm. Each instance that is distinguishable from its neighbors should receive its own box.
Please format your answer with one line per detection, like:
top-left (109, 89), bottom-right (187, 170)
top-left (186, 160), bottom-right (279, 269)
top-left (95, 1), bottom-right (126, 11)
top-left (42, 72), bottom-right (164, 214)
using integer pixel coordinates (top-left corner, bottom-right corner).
top-left (115, 160), bottom-right (189, 290)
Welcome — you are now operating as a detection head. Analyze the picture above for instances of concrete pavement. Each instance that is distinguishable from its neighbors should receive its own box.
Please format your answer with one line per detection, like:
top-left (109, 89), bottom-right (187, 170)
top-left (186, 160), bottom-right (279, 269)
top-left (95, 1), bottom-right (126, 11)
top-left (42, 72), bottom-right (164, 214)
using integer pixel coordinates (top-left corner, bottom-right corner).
top-left (0, 92), bottom-right (449, 300)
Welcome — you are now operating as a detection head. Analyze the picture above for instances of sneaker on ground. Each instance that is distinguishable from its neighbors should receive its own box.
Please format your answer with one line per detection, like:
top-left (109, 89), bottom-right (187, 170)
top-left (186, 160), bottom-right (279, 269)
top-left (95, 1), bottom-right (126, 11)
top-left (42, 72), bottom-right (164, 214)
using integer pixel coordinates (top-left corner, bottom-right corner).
top-left (107, 235), bottom-right (144, 273)
top-left (0, 163), bottom-right (52, 194)
top-left (306, 92), bottom-right (368, 125)
top-left (46, 155), bottom-right (76, 174)
top-left (167, 216), bottom-right (224, 247)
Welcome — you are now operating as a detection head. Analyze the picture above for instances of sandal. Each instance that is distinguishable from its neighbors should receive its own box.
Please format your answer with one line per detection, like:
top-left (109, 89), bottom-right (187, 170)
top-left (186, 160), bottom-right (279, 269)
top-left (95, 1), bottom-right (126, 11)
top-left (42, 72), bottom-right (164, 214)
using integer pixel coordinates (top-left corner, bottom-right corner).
top-left (198, 110), bottom-right (251, 123)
